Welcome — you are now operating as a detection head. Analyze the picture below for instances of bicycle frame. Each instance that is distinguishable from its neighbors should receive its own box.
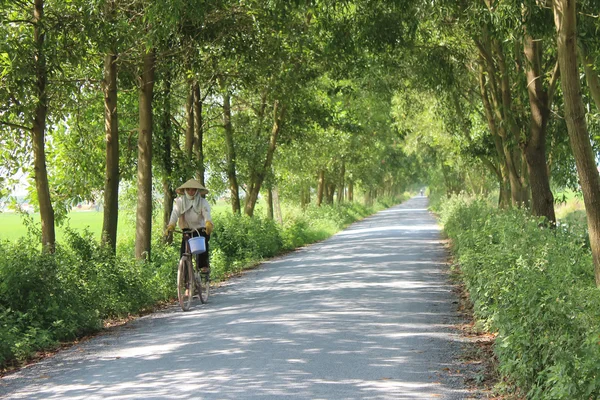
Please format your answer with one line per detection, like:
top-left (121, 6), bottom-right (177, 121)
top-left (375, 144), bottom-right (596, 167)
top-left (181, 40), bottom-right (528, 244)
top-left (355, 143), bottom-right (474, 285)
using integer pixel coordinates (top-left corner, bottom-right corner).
top-left (173, 229), bottom-right (210, 309)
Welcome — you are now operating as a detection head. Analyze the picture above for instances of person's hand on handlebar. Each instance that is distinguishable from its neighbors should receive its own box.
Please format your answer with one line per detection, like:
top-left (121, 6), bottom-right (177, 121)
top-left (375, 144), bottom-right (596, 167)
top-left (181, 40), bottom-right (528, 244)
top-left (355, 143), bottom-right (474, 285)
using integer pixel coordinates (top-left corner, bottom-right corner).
top-left (164, 224), bottom-right (175, 237)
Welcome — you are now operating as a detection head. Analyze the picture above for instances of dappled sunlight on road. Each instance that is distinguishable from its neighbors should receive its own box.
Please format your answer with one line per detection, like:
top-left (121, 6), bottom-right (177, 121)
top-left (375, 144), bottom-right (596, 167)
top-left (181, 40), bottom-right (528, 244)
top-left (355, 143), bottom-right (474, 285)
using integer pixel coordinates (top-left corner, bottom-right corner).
top-left (336, 224), bottom-right (441, 235)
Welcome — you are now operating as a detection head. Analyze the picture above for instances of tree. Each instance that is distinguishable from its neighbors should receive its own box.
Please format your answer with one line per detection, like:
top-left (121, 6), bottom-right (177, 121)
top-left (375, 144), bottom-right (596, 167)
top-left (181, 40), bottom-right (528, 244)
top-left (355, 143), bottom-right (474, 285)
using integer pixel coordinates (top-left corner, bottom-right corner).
top-left (101, 0), bottom-right (120, 250)
top-left (553, 0), bottom-right (600, 286)
top-left (31, 0), bottom-right (55, 252)
top-left (522, 28), bottom-right (558, 224)
top-left (220, 78), bottom-right (241, 214)
top-left (135, 49), bottom-right (156, 260)
top-left (0, 0), bottom-right (60, 251)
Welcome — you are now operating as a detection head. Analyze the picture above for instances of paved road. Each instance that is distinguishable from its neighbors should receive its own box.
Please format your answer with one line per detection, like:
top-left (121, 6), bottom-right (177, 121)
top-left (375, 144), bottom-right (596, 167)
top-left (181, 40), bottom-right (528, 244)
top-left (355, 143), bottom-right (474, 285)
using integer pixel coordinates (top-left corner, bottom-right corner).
top-left (0, 197), bottom-right (475, 399)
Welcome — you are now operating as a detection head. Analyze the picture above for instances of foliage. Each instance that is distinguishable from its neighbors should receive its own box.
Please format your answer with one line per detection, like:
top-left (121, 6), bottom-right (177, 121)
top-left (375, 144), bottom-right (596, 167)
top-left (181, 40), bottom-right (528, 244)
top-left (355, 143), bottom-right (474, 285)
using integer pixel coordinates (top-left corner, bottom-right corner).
top-left (0, 228), bottom-right (175, 368)
top-left (440, 194), bottom-right (600, 398)
top-left (210, 212), bottom-right (283, 278)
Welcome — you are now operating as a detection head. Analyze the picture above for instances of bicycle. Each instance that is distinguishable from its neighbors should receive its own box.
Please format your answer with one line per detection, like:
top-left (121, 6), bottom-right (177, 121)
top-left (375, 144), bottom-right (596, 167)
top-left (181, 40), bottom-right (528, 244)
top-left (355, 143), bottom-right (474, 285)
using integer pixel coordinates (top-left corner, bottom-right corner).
top-left (174, 229), bottom-right (211, 311)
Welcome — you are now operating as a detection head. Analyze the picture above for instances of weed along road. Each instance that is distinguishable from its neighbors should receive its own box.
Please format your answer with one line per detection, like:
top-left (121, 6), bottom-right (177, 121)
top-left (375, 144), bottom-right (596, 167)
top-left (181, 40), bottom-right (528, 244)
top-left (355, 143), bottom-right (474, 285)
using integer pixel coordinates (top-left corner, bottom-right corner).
top-left (0, 197), bottom-right (476, 399)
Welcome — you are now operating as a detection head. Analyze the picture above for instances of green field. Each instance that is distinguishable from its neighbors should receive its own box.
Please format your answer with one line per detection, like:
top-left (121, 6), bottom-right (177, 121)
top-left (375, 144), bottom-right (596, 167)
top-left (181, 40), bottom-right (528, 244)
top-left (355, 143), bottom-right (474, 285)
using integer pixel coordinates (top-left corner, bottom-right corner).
top-left (0, 200), bottom-right (244, 243)
top-left (0, 211), bottom-right (132, 242)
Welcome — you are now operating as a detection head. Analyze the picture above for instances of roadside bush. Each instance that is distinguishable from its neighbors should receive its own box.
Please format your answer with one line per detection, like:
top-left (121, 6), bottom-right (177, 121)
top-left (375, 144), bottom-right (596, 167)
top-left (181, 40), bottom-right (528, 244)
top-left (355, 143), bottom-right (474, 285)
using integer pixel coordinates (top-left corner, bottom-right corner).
top-left (440, 194), bottom-right (600, 399)
top-left (0, 228), bottom-right (177, 367)
top-left (0, 238), bottom-right (99, 365)
top-left (211, 213), bottom-right (283, 274)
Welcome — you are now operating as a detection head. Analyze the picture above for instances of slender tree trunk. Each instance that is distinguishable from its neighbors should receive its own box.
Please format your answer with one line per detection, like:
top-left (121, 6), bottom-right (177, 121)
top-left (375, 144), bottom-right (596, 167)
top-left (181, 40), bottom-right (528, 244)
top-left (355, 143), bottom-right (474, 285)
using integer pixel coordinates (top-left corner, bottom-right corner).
top-left (193, 82), bottom-right (205, 185)
top-left (478, 62), bottom-right (511, 208)
top-left (266, 187), bottom-right (274, 219)
top-left (222, 86), bottom-right (241, 213)
top-left (523, 34), bottom-right (556, 224)
top-left (185, 82), bottom-right (194, 160)
top-left (338, 160), bottom-right (345, 204)
top-left (102, 50), bottom-right (119, 250)
top-left (244, 101), bottom-right (284, 216)
top-left (300, 185), bottom-right (308, 209)
top-left (324, 181), bottom-right (331, 204)
top-left (327, 181), bottom-right (335, 204)
top-left (477, 36), bottom-right (528, 206)
top-left (494, 39), bottom-right (529, 205)
top-left (554, 0), bottom-right (600, 286)
top-left (32, 0), bottom-right (55, 253)
top-left (135, 49), bottom-right (155, 260)
top-left (161, 69), bottom-right (174, 243)
top-left (316, 170), bottom-right (325, 206)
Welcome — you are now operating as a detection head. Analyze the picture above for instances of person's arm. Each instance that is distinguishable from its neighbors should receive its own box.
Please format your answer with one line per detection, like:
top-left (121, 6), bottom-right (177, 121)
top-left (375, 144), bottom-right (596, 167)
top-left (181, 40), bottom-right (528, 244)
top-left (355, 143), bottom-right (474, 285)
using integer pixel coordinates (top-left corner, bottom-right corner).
top-left (202, 199), bottom-right (212, 224)
top-left (168, 198), bottom-right (181, 227)
top-left (203, 199), bottom-right (214, 234)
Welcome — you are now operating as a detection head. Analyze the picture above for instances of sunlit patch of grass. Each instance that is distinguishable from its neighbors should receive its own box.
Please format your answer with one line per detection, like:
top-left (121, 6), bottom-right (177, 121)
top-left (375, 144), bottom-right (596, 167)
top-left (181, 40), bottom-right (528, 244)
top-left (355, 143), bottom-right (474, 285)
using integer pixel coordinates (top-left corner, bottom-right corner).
top-left (555, 195), bottom-right (586, 229)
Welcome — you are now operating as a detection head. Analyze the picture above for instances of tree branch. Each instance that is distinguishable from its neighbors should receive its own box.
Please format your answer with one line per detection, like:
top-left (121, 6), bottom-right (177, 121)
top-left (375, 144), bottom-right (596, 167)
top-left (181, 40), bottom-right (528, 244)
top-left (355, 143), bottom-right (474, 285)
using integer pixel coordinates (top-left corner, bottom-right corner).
top-left (547, 59), bottom-right (560, 108)
top-left (0, 121), bottom-right (32, 132)
top-left (7, 19), bottom-right (34, 24)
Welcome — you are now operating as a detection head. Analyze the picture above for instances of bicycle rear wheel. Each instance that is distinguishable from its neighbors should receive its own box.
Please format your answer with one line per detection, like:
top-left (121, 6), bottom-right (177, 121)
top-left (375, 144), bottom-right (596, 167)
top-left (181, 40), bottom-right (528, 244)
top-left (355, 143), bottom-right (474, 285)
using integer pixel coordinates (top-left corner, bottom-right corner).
top-left (177, 257), bottom-right (194, 311)
top-left (198, 270), bottom-right (210, 304)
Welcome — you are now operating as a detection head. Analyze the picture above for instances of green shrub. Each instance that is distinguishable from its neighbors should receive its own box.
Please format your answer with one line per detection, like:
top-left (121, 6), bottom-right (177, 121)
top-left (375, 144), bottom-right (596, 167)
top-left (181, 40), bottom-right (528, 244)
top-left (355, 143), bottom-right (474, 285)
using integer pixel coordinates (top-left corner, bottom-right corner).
top-left (440, 194), bottom-right (600, 399)
top-left (211, 213), bottom-right (283, 272)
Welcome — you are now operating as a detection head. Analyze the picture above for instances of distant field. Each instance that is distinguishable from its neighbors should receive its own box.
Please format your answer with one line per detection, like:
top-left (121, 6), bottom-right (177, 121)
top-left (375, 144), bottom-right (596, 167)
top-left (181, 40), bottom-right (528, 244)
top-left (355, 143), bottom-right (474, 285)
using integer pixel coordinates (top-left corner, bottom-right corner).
top-left (0, 211), bottom-right (133, 242)
top-left (0, 200), bottom-right (243, 242)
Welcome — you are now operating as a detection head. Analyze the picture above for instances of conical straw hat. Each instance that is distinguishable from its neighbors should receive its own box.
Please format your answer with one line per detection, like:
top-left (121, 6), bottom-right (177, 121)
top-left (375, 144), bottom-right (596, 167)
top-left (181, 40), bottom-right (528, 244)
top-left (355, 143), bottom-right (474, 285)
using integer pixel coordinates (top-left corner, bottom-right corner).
top-left (176, 178), bottom-right (208, 195)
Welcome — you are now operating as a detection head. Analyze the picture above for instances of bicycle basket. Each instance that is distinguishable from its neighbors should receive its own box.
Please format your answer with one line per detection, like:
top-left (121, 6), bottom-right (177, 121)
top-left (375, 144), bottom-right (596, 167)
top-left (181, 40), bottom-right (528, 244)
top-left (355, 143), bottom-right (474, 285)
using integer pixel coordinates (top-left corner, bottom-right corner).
top-left (188, 236), bottom-right (206, 254)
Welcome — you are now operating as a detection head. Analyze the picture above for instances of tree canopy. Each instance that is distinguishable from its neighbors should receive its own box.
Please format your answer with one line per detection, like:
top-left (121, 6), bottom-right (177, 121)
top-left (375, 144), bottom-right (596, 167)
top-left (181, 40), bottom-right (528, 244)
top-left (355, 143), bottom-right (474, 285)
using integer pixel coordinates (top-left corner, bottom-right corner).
top-left (2, 0), bottom-right (600, 276)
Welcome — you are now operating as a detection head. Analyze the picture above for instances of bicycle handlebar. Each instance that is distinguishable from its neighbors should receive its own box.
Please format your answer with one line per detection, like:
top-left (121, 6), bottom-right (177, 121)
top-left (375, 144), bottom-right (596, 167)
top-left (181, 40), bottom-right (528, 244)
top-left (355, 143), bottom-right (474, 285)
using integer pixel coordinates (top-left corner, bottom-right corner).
top-left (172, 228), bottom-right (205, 236)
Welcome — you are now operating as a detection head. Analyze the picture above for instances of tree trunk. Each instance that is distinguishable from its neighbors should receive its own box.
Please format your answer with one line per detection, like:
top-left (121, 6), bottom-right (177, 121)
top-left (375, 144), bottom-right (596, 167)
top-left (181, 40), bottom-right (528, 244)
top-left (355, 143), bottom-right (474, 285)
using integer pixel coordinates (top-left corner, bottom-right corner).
top-left (477, 36), bottom-right (528, 206)
top-left (160, 69), bottom-right (174, 243)
top-left (193, 82), bottom-right (205, 185)
top-left (316, 170), bottom-right (325, 206)
top-left (327, 181), bottom-right (335, 204)
top-left (222, 86), bottom-right (241, 213)
top-left (135, 49), bottom-right (155, 260)
top-left (495, 41), bottom-right (527, 206)
top-left (185, 82), bottom-right (194, 160)
top-left (478, 61), bottom-right (511, 208)
top-left (300, 185), bottom-right (308, 209)
top-left (554, 0), bottom-right (600, 286)
top-left (101, 51), bottom-right (119, 250)
top-left (244, 101), bottom-right (284, 216)
top-left (32, 0), bottom-right (55, 253)
top-left (266, 187), bottom-right (274, 219)
top-left (523, 34), bottom-right (556, 224)
top-left (338, 160), bottom-right (345, 204)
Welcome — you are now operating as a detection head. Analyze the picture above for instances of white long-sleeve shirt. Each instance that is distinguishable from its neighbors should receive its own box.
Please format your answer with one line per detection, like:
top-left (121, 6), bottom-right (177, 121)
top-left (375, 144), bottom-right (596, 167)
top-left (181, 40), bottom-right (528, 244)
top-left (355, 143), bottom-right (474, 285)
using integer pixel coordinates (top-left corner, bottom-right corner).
top-left (168, 195), bottom-right (212, 230)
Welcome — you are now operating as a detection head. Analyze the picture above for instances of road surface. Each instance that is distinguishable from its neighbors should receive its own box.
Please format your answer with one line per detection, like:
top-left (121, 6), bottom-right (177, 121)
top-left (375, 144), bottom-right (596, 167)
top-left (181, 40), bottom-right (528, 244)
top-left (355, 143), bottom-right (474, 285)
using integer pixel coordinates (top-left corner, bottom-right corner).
top-left (0, 196), bottom-right (478, 399)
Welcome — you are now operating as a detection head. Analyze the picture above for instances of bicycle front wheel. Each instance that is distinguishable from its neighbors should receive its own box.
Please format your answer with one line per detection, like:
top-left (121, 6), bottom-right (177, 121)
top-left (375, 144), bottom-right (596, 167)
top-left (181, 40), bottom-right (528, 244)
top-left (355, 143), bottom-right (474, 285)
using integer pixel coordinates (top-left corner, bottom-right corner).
top-left (177, 257), bottom-right (194, 311)
top-left (198, 270), bottom-right (210, 304)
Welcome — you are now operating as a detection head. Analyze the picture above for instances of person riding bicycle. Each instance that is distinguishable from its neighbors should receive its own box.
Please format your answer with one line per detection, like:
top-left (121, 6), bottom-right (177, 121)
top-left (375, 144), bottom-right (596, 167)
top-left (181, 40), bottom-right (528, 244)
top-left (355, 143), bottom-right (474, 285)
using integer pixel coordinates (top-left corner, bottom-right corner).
top-left (165, 179), bottom-right (214, 273)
